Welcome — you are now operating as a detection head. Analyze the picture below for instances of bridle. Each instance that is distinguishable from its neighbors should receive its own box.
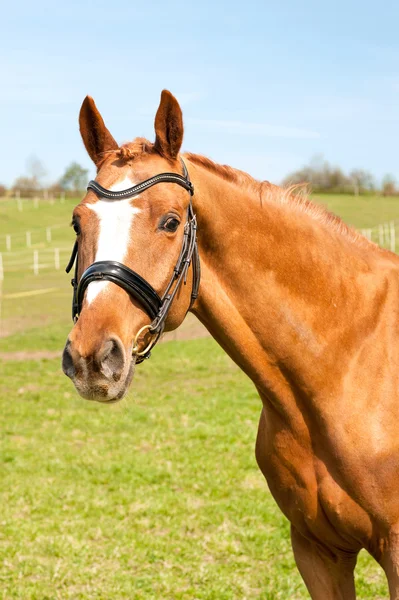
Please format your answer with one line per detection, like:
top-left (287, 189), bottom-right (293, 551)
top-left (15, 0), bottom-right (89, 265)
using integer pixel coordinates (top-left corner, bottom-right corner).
top-left (66, 159), bottom-right (200, 363)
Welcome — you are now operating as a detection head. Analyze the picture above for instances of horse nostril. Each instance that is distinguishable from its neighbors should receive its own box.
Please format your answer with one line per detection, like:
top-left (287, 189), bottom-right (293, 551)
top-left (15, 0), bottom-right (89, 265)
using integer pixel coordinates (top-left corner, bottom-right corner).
top-left (98, 337), bottom-right (126, 381)
top-left (62, 340), bottom-right (76, 379)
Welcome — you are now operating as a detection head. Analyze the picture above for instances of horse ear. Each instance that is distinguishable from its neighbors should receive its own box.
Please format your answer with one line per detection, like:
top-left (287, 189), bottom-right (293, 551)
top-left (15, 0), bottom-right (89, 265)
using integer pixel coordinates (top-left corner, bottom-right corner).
top-left (154, 90), bottom-right (183, 159)
top-left (79, 96), bottom-right (118, 166)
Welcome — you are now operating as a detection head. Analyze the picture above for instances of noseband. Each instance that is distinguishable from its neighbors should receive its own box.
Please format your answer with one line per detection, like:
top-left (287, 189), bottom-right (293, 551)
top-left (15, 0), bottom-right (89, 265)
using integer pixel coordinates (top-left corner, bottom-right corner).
top-left (66, 159), bottom-right (200, 363)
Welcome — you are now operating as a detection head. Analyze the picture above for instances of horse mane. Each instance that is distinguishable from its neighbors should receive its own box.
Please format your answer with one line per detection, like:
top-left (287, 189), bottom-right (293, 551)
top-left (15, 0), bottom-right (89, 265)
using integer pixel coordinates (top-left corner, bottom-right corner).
top-left (185, 152), bottom-right (380, 252)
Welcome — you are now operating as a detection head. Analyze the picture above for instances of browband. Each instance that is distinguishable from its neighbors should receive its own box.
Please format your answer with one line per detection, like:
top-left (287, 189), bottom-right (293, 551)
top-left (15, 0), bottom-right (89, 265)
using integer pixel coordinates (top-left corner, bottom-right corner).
top-left (87, 160), bottom-right (194, 200)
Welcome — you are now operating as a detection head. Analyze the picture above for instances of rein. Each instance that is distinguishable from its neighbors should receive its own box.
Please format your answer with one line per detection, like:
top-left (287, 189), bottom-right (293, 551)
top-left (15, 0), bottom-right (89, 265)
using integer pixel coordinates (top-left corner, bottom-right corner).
top-left (66, 159), bottom-right (200, 363)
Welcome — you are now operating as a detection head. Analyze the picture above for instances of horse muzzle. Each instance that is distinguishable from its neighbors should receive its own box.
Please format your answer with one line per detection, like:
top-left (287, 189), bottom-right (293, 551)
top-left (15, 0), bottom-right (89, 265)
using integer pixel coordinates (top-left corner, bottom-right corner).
top-left (62, 335), bottom-right (135, 402)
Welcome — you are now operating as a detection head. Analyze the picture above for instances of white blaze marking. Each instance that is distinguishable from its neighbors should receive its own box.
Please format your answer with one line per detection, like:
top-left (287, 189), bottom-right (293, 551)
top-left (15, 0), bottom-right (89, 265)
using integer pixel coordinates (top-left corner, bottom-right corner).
top-left (86, 177), bottom-right (141, 304)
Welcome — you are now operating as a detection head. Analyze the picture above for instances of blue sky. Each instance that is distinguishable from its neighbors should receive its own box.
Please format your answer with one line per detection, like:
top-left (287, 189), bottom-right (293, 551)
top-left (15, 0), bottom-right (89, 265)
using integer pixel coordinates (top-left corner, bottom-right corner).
top-left (1, 0), bottom-right (398, 187)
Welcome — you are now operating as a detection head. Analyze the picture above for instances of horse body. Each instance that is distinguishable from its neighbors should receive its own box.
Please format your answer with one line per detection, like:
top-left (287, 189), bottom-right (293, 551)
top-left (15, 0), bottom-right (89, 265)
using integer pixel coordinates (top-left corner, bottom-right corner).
top-left (187, 156), bottom-right (399, 594)
top-left (63, 90), bottom-right (399, 598)
top-left (187, 156), bottom-right (399, 596)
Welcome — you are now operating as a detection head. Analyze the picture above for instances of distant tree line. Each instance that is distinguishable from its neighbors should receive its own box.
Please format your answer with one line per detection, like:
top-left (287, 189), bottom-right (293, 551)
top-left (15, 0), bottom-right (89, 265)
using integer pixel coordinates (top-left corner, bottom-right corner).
top-left (283, 155), bottom-right (398, 196)
top-left (0, 156), bottom-right (89, 198)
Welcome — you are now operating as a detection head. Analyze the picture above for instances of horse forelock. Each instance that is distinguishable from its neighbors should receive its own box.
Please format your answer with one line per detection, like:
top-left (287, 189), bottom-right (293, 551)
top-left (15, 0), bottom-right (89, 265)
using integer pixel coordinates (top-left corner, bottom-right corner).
top-left (97, 137), bottom-right (155, 167)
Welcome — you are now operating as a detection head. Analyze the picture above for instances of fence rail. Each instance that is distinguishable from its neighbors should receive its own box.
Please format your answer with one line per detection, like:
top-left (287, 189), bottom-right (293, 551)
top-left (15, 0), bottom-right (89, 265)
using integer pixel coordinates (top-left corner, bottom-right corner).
top-left (0, 223), bottom-right (65, 248)
top-left (1, 248), bottom-right (68, 274)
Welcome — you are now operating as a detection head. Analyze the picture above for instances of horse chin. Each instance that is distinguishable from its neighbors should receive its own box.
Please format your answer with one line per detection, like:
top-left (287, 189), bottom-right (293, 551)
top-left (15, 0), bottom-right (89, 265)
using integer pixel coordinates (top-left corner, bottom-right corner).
top-left (73, 358), bottom-right (136, 404)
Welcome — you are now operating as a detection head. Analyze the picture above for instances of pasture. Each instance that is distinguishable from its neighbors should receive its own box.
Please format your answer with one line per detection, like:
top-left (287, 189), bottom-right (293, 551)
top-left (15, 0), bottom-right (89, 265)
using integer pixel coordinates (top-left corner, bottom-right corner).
top-left (1, 191), bottom-right (398, 598)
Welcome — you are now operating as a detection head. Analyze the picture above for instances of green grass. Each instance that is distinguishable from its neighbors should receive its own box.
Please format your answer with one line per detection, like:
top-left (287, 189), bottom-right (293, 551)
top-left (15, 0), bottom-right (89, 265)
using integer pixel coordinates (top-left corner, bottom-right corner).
top-left (0, 197), bottom-right (78, 338)
top-left (314, 193), bottom-right (399, 228)
top-left (0, 197), bottom-right (77, 242)
top-left (0, 321), bottom-right (70, 353)
top-left (0, 338), bottom-right (389, 599)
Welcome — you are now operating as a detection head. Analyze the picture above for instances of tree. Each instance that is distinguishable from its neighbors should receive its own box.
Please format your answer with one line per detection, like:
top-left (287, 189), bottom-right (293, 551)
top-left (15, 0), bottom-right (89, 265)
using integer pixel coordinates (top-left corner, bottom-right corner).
top-left (349, 169), bottom-right (375, 195)
top-left (11, 176), bottom-right (40, 195)
top-left (59, 162), bottom-right (89, 193)
top-left (0, 184), bottom-right (7, 197)
top-left (283, 155), bottom-right (350, 192)
top-left (10, 156), bottom-right (47, 197)
top-left (26, 155), bottom-right (47, 188)
top-left (382, 175), bottom-right (397, 197)
top-left (282, 156), bottom-right (382, 194)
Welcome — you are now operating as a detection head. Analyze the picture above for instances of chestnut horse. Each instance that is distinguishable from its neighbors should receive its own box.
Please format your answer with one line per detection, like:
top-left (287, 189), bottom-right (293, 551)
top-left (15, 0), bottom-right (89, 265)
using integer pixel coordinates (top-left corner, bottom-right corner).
top-left (62, 90), bottom-right (399, 599)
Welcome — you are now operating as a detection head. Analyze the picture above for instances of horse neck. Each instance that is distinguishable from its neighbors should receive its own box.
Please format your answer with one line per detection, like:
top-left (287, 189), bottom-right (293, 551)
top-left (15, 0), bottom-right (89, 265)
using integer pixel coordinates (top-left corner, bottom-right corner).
top-left (187, 159), bottom-right (391, 403)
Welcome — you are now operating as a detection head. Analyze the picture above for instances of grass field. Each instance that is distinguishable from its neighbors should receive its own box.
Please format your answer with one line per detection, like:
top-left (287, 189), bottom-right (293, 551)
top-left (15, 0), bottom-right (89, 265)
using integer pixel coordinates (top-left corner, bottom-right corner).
top-left (1, 192), bottom-right (398, 598)
top-left (314, 192), bottom-right (399, 228)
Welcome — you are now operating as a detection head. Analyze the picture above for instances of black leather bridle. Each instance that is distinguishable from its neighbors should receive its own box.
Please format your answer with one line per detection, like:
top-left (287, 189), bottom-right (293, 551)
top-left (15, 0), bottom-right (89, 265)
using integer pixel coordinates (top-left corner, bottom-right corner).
top-left (66, 159), bottom-right (200, 363)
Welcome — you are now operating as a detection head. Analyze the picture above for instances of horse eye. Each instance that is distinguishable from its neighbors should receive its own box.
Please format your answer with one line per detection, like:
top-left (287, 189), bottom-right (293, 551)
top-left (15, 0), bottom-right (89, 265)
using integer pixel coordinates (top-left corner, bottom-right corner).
top-left (163, 217), bottom-right (180, 232)
top-left (72, 221), bottom-right (80, 235)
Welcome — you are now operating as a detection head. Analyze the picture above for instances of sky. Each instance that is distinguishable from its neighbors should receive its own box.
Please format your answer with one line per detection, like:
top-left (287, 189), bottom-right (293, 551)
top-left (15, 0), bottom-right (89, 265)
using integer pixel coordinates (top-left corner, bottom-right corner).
top-left (1, 0), bottom-right (399, 188)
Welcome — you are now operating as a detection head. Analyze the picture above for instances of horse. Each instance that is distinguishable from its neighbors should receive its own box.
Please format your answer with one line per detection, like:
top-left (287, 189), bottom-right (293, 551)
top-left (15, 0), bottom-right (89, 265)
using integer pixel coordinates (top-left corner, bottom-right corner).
top-left (62, 90), bottom-right (399, 599)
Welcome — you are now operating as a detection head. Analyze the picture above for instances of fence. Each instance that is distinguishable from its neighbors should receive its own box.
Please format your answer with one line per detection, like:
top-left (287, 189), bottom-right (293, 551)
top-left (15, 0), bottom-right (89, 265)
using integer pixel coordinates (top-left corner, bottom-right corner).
top-left (0, 224), bottom-right (65, 252)
top-left (360, 221), bottom-right (396, 253)
top-left (2, 247), bottom-right (66, 275)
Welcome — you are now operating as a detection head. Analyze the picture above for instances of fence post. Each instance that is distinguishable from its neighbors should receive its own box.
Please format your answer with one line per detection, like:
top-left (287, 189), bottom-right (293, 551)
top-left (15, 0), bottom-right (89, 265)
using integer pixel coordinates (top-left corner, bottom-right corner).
top-left (33, 250), bottom-right (39, 275)
top-left (26, 231), bottom-right (31, 248)
top-left (46, 227), bottom-right (52, 243)
top-left (0, 253), bottom-right (3, 281)
top-left (384, 223), bottom-right (390, 246)
top-left (390, 221), bottom-right (396, 253)
top-left (5, 235), bottom-right (11, 251)
top-left (378, 224), bottom-right (384, 247)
